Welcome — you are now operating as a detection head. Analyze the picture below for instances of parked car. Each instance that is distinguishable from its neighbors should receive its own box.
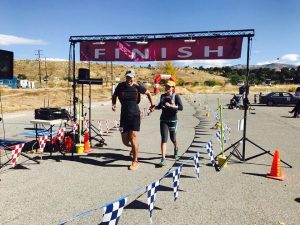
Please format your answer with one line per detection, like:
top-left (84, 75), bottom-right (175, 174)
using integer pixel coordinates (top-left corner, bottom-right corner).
top-left (259, 92), bottom-right (300, 106)
top-left (263, 79), bottom-right (272, 86)
top-left (237, 80), bottom-right (244, 86)
top-left (295, 87), bottom-right (300, 96)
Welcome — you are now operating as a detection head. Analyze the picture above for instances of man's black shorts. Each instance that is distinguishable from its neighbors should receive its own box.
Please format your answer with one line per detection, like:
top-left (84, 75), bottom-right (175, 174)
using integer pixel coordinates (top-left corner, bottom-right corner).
top-left (120, 114), bottom-right (141, 133)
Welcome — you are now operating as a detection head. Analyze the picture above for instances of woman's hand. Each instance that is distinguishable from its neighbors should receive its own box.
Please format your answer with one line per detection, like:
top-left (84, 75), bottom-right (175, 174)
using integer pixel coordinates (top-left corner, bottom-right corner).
top-left (165, 102), bottom-right (178, 109)
top-left (165, 102), bottom-right (171, 108)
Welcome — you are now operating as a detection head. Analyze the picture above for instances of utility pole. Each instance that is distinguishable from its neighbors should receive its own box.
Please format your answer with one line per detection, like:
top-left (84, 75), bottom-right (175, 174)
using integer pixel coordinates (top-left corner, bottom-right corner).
top-left (35, 50), bottom-right (43, 87)
top-left (105, 61), bottom-right (108, 86)
top-left (110, 61), bottom-right (113, 82)
top-left (44, 57), bottom-right (48, 87)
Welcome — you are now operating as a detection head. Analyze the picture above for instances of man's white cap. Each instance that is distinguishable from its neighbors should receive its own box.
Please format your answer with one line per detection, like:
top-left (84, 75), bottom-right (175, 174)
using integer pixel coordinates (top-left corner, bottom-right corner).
top-left (125, 70), bottom-right (135, 78)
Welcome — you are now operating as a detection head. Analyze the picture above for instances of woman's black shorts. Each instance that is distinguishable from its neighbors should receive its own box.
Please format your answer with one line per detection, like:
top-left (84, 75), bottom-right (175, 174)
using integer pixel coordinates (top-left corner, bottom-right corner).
top-left (160, 120), bottom-right (178, 143)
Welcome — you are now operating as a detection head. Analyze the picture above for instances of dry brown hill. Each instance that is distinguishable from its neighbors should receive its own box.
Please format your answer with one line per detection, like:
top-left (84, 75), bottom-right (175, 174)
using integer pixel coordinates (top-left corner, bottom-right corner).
top-left (0, 60), bottom-right (226, 113)
top-left (14, 60), bottom-right (227, 85)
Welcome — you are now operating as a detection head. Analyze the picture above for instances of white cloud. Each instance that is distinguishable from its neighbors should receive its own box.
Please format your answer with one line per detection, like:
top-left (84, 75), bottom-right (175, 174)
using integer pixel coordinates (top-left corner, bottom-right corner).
top-left (46, 58), bottom-right (68, 61)
top-left (173, 59), bottom-right (231, 68)
top-left (0, 34), bottom-right (47, 45)
top-left (256, 61), bottom-right (274, 66)
top-left (279, 54), bottom-right (299, 62)
top-left (256, 54), bottom-right (300, 66)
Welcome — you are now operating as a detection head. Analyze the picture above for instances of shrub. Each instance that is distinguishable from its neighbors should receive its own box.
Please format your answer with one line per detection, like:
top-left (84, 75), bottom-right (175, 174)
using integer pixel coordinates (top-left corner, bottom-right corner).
top-left (63, 76), bottom-right (72, 82)
top-left (288, 87), bottom-right (296, 92)
top-left (204, 79), bottom-right (219, 86)
top-left (192, 81), bottom-right (200, 86)
top-left (177, 78), bottom-right (185, 86)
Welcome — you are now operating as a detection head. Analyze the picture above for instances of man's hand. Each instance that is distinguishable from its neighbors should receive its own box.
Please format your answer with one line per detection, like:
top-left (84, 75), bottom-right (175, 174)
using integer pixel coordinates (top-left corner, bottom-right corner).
top-left (149, 105), bottom-right (155, 112)
top-left (112, 105), bottom-right (116, 112)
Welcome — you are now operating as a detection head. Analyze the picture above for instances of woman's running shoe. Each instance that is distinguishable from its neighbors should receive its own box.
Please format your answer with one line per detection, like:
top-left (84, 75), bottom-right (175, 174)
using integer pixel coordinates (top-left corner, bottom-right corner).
top-left (159, 158), bottom-right (167, 167)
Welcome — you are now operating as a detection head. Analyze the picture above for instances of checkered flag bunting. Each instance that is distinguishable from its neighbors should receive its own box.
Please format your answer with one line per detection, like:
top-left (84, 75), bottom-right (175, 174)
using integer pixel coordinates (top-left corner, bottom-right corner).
top-left (56, 128), bottom-right (66, 142)
top-left (97, 120), bottom-right (104, 135)
top-left (205, 141), bottom-right (216, 167)
top-left (83, 120), bottom-right (88, 131)
top-left (146, 180), bottom-right (160, 222)
top-left (214, 111), bottom-right (219, 122)
top-left (224, 123), bottom-right (231, 140)
top-left (215, 130), bottom-right (221, 143)
top-left (193, 152), bottom-right (200, 179)
top-left (105, 120), bottom-right (109, 134)
top-left (215, 130), bottom-right (227, 144)
top-left (172, 166), bottom-right (182, 201)
top-left (38, 135), bottom-right (48, 152)
top-left (114, 120), bottom-right (119, 128)
top-left (11, 143), bottom-right (25, 167)
top-left (101, 197), bottom-right (128, 225)
top-left (72, 122), bottom-right (78, 135)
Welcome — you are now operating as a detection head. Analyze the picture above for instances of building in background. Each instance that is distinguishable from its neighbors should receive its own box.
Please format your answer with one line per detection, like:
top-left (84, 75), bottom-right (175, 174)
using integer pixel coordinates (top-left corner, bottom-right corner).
top-left (0, 76), bottom-right (17, 88)
top-left (0, 76), bottom-right (35, 89)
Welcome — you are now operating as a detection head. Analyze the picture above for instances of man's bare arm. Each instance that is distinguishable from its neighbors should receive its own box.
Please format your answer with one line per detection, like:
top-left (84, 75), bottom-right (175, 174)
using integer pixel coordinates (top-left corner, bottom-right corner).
top-left (145, 90), bottom-right (155, 112)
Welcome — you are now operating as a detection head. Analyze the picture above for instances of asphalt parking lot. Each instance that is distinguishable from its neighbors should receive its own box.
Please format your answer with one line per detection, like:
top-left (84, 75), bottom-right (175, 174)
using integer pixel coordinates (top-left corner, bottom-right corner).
top-left (0, 94), bottom-right (299, 225)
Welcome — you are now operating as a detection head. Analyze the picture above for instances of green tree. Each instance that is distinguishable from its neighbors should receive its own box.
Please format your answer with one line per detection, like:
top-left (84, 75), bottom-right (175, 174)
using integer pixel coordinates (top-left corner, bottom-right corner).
top-left (229, 72), bottom-right (242, 85)
top-left (223, 66), bottom-right (232, 74)
top-left (17, 74), bottom-right (27, 80)
top-left (295, 66), bottom-right (300, 83)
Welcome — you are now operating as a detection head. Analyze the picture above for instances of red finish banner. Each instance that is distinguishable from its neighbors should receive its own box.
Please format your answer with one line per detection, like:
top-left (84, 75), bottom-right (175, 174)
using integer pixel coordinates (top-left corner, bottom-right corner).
top-left (80, 37), bottom-right (243, 61)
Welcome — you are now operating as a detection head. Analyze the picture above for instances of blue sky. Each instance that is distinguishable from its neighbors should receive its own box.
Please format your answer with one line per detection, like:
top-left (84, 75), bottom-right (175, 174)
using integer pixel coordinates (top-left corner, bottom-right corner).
top-left (1, 0), bottom-right (299, 67)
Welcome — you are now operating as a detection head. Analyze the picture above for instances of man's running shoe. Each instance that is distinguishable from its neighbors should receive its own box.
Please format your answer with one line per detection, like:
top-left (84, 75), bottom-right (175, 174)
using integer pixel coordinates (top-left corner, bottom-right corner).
top-left (159, 158), bottom-right (167, 167)
top-left (129, 161), bottom-right (139, 171)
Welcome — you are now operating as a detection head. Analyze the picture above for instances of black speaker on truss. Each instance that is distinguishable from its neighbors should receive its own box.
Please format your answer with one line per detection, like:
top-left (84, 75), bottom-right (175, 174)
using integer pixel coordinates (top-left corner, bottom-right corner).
top-left (0, 50), bottom-right (14, 79)
top-left (78, 68), bottom-right (90, 80)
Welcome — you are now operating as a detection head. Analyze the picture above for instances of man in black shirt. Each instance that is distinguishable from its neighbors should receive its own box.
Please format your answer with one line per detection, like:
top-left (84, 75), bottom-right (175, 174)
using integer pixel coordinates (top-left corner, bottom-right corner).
top-left (155, 80), bottom-right (183, 166)
top-left (112, 70), bottom-right (155, 170)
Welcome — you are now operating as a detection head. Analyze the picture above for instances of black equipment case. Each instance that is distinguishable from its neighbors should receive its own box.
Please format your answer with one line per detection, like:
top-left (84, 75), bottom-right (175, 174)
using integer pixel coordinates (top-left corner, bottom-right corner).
top-left (34, 108), bottom-right (69, 120)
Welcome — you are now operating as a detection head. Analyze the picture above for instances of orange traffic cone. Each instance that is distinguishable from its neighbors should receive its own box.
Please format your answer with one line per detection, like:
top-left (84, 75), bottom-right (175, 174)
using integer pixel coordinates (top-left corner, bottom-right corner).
top-left (266, 150), bottom-right (285, 181)
top-left (84, 131), bottom-right (92, 153)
